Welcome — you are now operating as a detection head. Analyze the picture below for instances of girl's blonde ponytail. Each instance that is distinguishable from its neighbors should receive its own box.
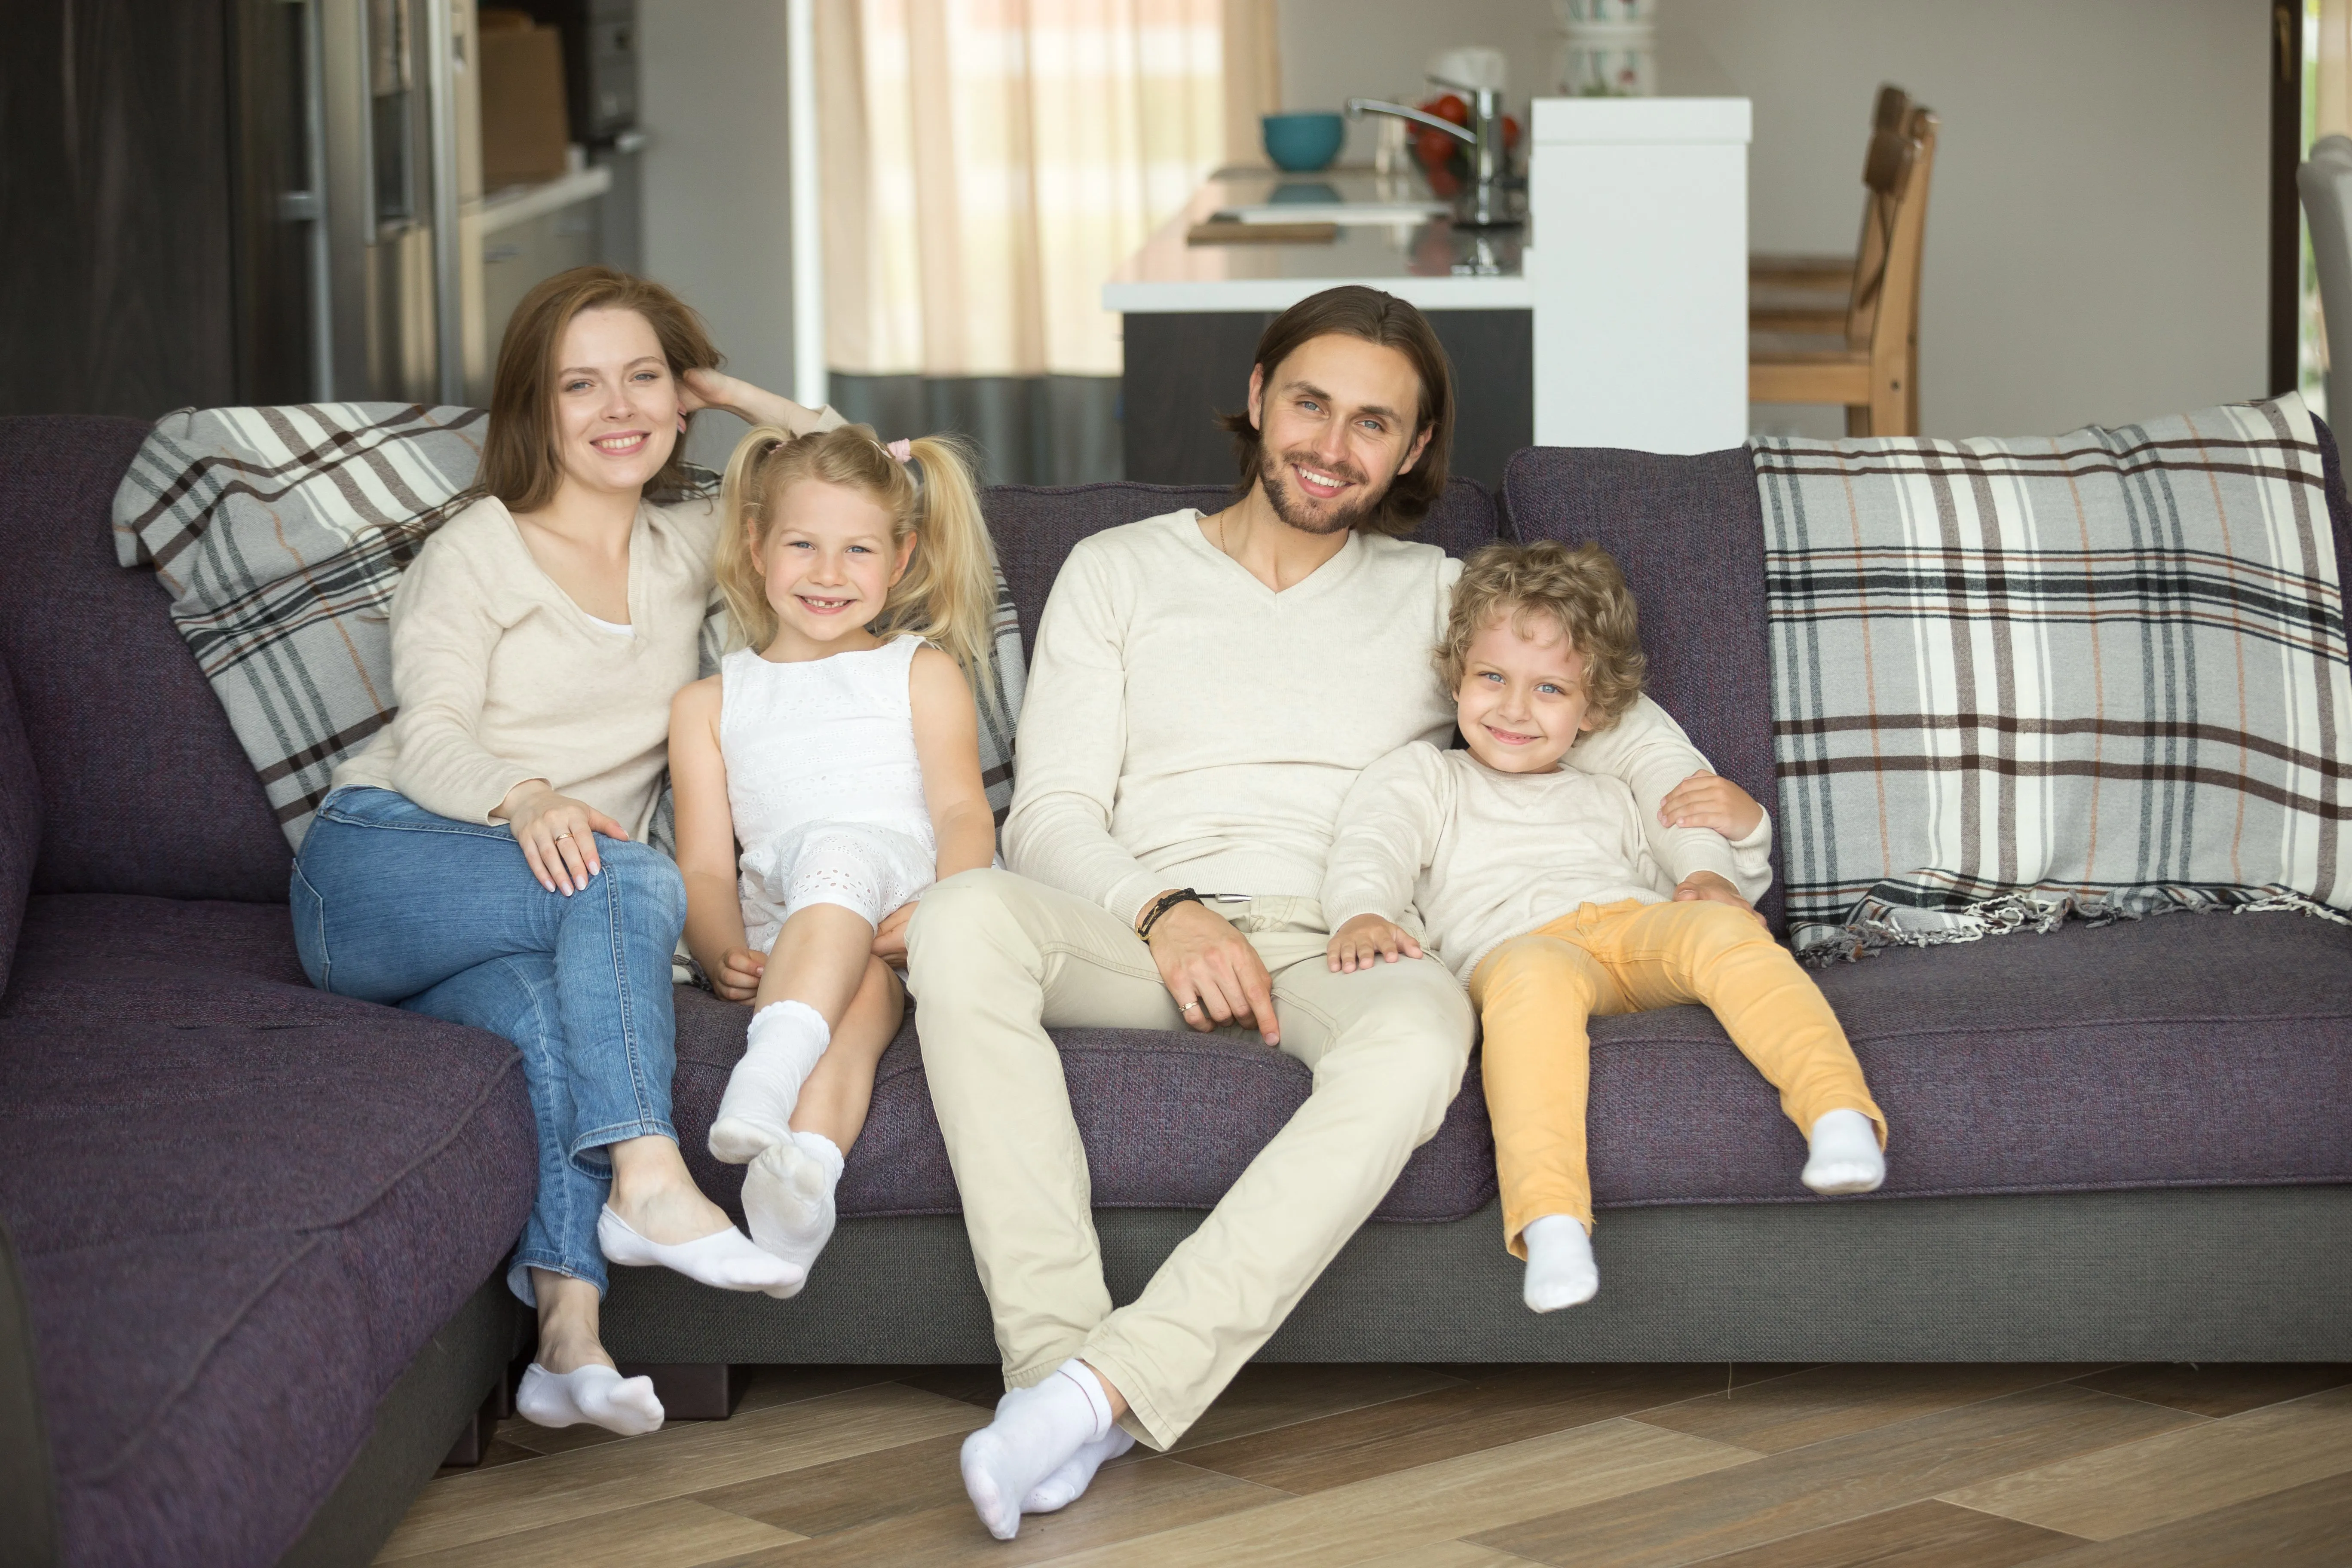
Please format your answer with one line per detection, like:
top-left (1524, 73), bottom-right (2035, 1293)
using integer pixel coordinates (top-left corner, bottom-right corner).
top-left (714, 423), bottom-right (793, 653)
top-left (876, 435), bottom-right (1003, 721)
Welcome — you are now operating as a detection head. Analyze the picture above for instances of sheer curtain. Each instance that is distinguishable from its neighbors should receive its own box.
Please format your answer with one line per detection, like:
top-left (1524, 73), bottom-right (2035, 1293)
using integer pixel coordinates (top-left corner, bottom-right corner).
top-left (815, 0), bottom-right (1274, 481)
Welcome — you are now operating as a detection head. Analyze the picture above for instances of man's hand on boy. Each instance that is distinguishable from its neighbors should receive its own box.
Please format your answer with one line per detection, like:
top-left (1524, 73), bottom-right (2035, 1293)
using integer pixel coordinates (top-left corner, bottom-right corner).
top-left (1326, 913), bottom-right (1425, 974)
top-left (714, 946), bottom-right (766, 1002)
top-left (1673, 871), bottom-right (1766, 926)
top-left (1660, 770), bottom-right (1764, 839)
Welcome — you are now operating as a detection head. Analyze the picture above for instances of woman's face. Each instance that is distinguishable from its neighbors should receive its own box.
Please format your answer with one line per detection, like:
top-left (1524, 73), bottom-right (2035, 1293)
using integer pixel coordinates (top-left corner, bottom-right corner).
top-left (547, 306), bottom-right (682, 501)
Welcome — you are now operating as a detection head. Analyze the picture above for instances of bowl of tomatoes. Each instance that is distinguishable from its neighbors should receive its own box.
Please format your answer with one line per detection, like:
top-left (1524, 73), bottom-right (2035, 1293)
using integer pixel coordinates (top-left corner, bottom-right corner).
top-left (1410, 93), bottom-right (1522, 199)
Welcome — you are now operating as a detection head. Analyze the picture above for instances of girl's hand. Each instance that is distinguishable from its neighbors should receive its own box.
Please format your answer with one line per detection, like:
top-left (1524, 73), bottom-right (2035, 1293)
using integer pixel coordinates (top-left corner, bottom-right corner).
top-left (497, 781), bottom-right (628, 895)
top-left (1326, 913), bottom-right (1424, 973)
top-left (714, 945), bottom-right (765, 1002)
top-left (871, 901), bottom-right (917, 965)
top-left (1660, 770), bottom-right (1764, 839)
top-left (1673, 871), bottom-right (1767, 926)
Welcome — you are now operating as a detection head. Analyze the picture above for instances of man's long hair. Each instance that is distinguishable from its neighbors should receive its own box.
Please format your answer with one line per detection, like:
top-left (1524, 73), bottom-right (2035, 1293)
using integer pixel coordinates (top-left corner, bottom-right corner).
top-left (1214, 286), bottom-right (1455, 538)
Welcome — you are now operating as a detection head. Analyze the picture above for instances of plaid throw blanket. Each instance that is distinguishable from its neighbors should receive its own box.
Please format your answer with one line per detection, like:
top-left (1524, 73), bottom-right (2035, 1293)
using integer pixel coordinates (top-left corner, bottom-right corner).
top-left (112, 402), bottom-right (1026, 852)
top-left (1755, 393), bottom-right (2352, 959)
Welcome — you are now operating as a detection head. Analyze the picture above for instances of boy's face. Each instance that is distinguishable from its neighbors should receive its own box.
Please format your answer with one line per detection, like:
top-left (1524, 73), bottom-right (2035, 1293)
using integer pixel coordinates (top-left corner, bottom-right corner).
top-left (1455, 611), bottom-right (1597, 775)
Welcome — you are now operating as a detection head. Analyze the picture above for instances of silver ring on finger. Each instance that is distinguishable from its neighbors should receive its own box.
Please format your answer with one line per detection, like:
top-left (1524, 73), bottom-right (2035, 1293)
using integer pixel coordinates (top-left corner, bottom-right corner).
top-left (1181, 1000), bottom-right (1201, 1014)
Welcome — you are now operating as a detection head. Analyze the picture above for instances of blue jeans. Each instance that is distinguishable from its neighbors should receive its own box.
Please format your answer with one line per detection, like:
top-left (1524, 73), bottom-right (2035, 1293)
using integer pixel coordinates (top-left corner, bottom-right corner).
top-left (291, 787), bottom-right (689, 1304)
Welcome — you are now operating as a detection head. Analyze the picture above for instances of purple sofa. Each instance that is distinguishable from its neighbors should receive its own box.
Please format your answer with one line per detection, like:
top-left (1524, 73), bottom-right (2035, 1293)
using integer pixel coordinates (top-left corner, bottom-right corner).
top-left (3, 416), bottom-right (2349, 1567)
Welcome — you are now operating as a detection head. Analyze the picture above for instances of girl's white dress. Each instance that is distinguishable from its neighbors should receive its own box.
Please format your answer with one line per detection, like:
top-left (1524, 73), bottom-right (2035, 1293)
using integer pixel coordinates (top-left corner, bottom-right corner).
top-left (720, 636), bottom-right (937, 951)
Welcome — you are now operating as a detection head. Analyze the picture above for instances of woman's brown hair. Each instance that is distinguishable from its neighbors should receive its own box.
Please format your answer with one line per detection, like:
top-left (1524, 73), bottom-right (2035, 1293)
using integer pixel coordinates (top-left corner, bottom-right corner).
top-left (475, 266), bottom-right (723, 513)
top-left (1214, 284), bottom-right (1455, 537)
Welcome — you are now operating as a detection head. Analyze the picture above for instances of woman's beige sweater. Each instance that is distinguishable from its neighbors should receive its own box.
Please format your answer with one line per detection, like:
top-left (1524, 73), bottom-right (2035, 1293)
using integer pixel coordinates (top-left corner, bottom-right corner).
top-left (1321, 739), bottom-right (1774, 985)
top-left (330, 493), bottom-right (723, 840)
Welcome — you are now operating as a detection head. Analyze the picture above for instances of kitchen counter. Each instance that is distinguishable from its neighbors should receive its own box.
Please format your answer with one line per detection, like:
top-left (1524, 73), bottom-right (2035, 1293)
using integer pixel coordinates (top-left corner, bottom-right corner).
top-left (1103, 169), bottom-right (1531, 315)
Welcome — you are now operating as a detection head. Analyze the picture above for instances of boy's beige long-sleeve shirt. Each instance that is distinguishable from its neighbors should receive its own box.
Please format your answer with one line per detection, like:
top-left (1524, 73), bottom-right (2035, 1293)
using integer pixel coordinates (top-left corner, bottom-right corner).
top-left (1321, 739), bottom-right (1774, 985)
top-left (1002, 509), bottom-right (1740, 923)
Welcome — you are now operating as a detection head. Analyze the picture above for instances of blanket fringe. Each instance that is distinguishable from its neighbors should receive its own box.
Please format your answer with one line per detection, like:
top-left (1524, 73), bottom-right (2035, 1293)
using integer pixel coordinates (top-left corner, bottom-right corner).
top-left (1794, 884), bottom-right (2352, 964)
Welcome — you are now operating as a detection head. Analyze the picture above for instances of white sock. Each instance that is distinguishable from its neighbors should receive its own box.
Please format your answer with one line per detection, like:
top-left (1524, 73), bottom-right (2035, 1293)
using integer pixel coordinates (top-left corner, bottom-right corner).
top-left (1521, 1213), bottom-right (1600, 1312)
top-left (959, 1360), bottom-right (1115, 1541)
top-left (1022, 1427), bottom-right (1136, 1513)
top-left (742, 1130), bottom-right (844, 1291)
top-left (1803, 1108), bottom-right (1886, 1194)
top-left (596, 1206), bottom-right (807, 1298)
top-left (515, 1362), bottom-right (665, 1437)
top-left (709, 1001), bottom-right (830, 1163)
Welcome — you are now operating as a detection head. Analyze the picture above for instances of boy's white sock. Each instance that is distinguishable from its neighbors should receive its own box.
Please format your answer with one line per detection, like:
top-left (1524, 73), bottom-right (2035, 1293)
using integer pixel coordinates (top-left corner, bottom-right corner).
top-left (1521, 1213), bottom-right (1600, 1312)
top-left (1803, 1108), bottom-right (1886, 1194)
top-left (515, 1362), bottom-right (664, 1436)
top-left (742, 1129), bottom-right (844, 1289)
top-left (959, 1360), bottom-right (1115, 1540)
top-left (709, 1001), bottom-right (830, 1163)
top-left (1021, 1427), bottom-right (1136, 1513)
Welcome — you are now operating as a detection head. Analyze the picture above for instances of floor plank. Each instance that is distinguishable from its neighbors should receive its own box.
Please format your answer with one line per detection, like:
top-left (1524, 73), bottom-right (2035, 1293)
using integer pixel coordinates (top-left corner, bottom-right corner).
top-left (1178, 1363), bottom-right (1734, 1493)
top-left (2016, 1467), bottom-right (2352, 1568)
top-left (493, 1414), bottom-right (631, 1458)
top-left (376, 1384), bottom-right (988, 1561)
top-left (382, 1497), bottom-right (802, 1568)
top-left (1636, 1364), bottom-right (2111, 1456)
top-left (1032, 1418), bottom-right (1755, 1568)
top-left (709, 1456), bottom-right (1286, 1566)
top-left (1472, 1382), bottom-right (2196, 1568)
top-left (1675, 1499), bottom-right (2082, 1568)
top-left (1340, 1544), bottom-right (1535, 1568)
top-left (691, 1432), bottom-right (979, 1537)
top-left (2064, 1361), bottom-right (2352, 1419)
top-left (1939, 1381), bottom-right (2352, 1540)
top-left (1165, 1362), bottom-right (1468, 1452)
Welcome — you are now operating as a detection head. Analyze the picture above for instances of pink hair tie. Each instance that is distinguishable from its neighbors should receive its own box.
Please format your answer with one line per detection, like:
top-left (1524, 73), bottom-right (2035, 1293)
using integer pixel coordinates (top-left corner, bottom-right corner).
top-left (884, 438), bottom-right (914, 464)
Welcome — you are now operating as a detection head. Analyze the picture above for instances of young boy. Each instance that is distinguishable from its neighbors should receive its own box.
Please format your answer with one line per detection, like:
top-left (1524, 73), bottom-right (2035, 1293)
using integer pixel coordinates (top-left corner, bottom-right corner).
top-left (1320, 541), bottom-right (1888, 1312)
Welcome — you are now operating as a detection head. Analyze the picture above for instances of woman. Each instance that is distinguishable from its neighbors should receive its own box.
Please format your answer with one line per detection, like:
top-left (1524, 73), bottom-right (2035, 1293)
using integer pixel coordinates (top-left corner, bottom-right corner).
top-left (291, 266), bottom-right (891, 1436)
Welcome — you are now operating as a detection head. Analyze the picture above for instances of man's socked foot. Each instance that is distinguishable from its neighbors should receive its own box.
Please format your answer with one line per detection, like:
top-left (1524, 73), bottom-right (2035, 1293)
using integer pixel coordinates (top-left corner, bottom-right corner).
top-left (1022, 1426), bottom-right (1135, 1513)
top-left (959, 1361), bottom-right (1115, 1540)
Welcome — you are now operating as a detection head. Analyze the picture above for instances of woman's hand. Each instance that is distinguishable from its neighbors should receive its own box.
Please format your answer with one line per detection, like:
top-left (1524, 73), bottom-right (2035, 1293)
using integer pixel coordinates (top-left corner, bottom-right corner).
top-left (679, 368), bottom-right (824, 433)
top-left (871, 901), bottom-right (917, 965)
top-left (712, 946), bottom-right (765, 1002)
top-left (1673, 870), bottom-right (1766, 925)
top-left (1660, 770), bottom-right (1764, 839)
top-left (1326, 913), bottom-right (1424, 973)
top-left (496, 780), bottom-right (628, 895)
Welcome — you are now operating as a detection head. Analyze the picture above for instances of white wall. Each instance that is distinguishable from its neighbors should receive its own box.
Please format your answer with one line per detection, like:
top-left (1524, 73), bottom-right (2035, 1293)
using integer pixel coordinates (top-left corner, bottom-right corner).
top-left (640, 0), bottom-right (797, 469)
top-left (1276, 0), bottom-right (2272, 438)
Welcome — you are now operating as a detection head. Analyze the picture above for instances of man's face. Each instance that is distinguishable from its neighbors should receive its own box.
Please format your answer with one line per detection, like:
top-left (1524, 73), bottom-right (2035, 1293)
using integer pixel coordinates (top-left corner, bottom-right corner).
top-left (1246, 333), bottom-right (1434, 535)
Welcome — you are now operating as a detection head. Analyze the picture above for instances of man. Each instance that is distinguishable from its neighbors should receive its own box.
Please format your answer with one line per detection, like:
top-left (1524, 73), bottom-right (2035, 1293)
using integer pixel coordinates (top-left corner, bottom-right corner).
top-left (907, 285), bottom-right (1752, 1540)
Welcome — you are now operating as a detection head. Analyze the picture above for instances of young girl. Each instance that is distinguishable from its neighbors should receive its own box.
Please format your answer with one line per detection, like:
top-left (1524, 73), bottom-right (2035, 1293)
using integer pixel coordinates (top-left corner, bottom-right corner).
top-left (1321, 541), bottom-right (1890, 1313)
top-left (668, 424), bottom-right (1001, 1293)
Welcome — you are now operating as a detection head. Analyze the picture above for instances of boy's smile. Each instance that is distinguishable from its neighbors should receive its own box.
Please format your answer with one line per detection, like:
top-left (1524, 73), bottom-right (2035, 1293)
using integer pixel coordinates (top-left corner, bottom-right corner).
top-left (1454, 612), bottom-right (1597, 775)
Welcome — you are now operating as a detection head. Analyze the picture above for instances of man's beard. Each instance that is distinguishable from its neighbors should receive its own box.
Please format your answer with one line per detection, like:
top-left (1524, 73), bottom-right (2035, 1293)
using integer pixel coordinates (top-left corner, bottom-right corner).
top-left (1258, 443), bottom-right (1387, 536)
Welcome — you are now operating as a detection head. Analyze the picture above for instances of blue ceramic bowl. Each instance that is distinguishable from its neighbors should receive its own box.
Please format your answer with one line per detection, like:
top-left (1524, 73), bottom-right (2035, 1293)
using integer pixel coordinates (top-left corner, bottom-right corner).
top-left (1262, 113), bottom-right (1345, 173)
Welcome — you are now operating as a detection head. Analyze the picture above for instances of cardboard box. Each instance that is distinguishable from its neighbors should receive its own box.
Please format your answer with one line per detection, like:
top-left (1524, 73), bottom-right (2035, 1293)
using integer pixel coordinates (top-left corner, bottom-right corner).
top-left (480, 14), bottom-right (570, 189)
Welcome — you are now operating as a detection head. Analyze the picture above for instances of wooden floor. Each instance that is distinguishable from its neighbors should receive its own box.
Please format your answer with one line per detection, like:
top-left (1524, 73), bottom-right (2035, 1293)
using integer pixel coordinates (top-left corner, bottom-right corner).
top-left (376, 1361), bottom-right (2352, 1566)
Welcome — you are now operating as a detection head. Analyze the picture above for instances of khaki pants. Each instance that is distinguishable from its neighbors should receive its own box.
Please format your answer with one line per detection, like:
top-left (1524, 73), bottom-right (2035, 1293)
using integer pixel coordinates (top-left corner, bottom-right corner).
top-left (1471, 897), bottom-right (1888, 1256)
top-left (906, 868), bottom-right (1473, 1449)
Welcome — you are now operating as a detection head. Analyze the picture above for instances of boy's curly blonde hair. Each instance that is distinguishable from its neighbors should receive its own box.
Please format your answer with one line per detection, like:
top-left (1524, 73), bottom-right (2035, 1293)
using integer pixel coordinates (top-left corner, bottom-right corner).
top-left (1436, 541), bottom-right (1646, 731)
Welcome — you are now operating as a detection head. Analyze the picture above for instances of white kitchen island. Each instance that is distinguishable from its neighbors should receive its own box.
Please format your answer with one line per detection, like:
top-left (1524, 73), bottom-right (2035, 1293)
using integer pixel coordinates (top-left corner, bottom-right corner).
top-left (1105, 98), bottom-right (1749, 484)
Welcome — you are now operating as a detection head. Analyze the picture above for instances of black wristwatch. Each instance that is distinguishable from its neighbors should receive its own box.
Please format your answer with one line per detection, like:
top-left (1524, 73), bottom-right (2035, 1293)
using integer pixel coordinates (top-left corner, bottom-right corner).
top-left (1137, 888), bottom-right (1205, 941)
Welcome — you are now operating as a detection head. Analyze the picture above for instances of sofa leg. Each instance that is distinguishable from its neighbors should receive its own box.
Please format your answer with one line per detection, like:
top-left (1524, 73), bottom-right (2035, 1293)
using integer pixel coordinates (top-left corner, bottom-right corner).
top-left (439, 1389), bottom-right (501, 1467)
top-left (615, 1362), bottom-right (750, 1420)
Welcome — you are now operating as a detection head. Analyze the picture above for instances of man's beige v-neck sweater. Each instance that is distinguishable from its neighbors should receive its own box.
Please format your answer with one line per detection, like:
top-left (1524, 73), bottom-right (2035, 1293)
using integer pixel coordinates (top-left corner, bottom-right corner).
top-left (1003, 509), bottom-right (1741, 926)
top-left (330, 493), bottom-right (722, 840)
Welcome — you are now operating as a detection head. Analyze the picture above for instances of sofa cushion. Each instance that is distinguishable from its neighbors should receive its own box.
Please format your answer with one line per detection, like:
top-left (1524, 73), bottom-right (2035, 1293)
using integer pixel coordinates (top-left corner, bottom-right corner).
top-left (986, 477), bottom-right (1501, 662)
top-left (0, 650), bottom-right (37, 998)
top-left (1499, 446), bottom-right (1782, 931)
top-left (12, 894), bottom-right (308, 991)
top-left (669, 986), bottom-right (1501, 1223)
top-left (0, 941), bottom-right (533, 1566)
top-left (0, 416), bottom-right (288, 902)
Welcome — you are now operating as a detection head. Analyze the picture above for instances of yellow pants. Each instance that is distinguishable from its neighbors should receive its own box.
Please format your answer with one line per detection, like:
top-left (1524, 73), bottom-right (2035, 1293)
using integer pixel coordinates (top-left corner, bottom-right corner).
top-left (1469, 897), bottom-right (1887, 1256)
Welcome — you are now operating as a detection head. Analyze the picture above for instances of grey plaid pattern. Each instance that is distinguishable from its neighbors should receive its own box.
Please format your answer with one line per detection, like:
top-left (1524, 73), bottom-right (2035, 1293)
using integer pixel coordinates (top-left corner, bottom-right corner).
top-left (112, 402), bottom-right (1026, 851)
top-left (1755, 393), bottom-right (2352, 959)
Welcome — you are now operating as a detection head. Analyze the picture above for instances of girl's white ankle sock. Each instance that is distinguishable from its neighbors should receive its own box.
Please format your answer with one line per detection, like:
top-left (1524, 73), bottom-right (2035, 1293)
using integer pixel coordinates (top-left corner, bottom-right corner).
top-left (1802, 1108), bottom-right (1886, 1194)
top-left (1520, 1213), bottom-right (1600, 1312)
top-left (959, 1360), bottom-right (1115, 1540)
top-left (710, 1001), bottom-right (830, 1163)
top-left (743, 1130), bottom-right (845, 1289)
top-left (516, 1362), bottom-right (665, 1436)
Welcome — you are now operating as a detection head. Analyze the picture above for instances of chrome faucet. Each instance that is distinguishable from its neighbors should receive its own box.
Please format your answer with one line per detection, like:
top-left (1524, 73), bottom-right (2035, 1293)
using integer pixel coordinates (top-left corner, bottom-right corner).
top-left (1346, 78), bottom-right (1518, 229)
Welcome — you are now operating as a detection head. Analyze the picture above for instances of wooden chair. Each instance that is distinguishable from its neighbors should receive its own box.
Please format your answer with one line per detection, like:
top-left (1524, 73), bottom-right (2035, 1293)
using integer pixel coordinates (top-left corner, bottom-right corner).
top-left (1750, 92), bottom-right (1938, 435)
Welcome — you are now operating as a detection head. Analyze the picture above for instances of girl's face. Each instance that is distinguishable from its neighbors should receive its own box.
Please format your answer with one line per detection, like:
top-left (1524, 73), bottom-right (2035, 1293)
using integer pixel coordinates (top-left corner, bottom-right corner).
top-left (548, 306), bottom-right (681, 502)
top-left (1454, 612), bottom-right (1596, 775)
top-left (755, 478), bottom-right (915, 654)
